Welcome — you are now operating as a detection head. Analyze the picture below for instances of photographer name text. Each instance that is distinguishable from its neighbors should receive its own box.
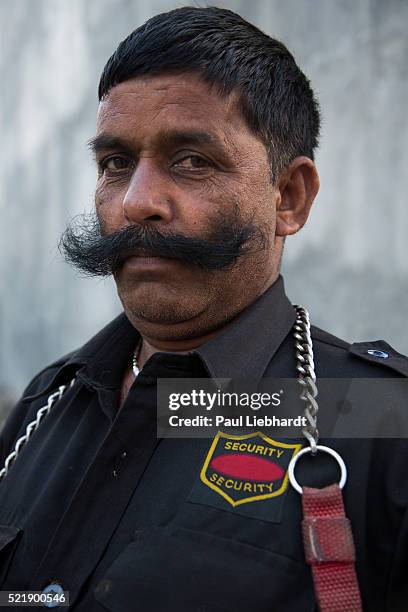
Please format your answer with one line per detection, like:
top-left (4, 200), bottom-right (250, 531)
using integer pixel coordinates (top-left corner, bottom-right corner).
top-left (168, 414), bottom-right (307, 428)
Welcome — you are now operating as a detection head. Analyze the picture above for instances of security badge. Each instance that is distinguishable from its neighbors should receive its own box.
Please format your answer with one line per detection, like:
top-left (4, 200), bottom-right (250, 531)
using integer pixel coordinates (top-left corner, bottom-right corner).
top-left (189, 432), bottom-right (302, 523)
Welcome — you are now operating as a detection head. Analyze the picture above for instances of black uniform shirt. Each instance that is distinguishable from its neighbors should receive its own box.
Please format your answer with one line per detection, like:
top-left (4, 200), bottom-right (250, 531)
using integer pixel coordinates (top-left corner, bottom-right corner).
top-left (1, 276), bottom-right (408, 612)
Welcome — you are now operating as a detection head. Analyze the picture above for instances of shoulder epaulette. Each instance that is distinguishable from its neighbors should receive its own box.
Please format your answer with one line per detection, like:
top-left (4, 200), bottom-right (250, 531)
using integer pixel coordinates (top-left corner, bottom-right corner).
top-left (348, 340), bottom-right (408, 377)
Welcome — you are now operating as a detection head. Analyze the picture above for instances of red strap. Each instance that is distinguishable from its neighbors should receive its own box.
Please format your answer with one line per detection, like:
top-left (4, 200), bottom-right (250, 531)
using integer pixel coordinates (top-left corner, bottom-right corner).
top-left (302, 484), bottom-right (363, 612)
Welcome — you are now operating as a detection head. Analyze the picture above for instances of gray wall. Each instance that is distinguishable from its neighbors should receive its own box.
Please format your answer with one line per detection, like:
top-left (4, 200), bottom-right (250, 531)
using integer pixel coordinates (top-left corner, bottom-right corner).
top-left (1, 0), bottom-right (407, 414)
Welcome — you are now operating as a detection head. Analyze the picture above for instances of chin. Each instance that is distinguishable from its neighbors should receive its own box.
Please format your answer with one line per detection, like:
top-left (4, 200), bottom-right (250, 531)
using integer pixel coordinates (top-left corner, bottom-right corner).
top-left (117, 283), bottom-right (208, 326)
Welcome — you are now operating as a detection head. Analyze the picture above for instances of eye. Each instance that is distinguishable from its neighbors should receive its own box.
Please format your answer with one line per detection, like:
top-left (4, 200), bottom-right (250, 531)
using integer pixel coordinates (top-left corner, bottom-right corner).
top-left (100, 156), bottom-right (132, 172)
top-left (172, 155), bottom-right (212, 170)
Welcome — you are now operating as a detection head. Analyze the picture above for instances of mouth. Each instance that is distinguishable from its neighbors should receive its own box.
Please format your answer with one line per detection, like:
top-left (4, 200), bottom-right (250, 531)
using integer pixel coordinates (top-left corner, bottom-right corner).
top-left (121, 253), bottom-right (177, 271)
top-left (119, 248), bottom-right (167, 263)
top-left (123, 244), bottom-right (175, 256)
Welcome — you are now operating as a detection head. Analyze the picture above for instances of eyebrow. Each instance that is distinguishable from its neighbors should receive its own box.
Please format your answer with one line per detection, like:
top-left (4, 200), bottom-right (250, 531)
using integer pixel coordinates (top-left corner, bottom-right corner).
top-left (87, 134), bottom-right (132, 156)
top-left (87, 130), bottom-right (226, 156)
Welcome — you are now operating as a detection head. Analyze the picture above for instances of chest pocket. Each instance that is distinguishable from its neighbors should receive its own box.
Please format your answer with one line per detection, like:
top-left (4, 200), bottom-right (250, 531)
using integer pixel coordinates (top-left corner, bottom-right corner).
top-left (0, 524), bottom-right (22, 587)
top-left (93, 525), bottom-right (314, 612)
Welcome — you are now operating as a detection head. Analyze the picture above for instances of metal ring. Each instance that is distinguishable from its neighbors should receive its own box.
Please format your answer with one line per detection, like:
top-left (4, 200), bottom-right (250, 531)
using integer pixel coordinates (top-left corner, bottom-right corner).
top-left (288, 445), bottom-right (347, 494)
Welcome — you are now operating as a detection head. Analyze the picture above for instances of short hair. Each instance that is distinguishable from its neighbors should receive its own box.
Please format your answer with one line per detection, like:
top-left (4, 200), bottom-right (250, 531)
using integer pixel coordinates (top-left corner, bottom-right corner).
top-left (98, 6), bottom-right (320, 182)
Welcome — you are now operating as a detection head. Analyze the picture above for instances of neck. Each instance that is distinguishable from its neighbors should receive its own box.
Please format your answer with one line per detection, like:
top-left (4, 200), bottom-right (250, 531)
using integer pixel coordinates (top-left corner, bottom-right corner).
top-left (137, 327), bottom-right (225, 368)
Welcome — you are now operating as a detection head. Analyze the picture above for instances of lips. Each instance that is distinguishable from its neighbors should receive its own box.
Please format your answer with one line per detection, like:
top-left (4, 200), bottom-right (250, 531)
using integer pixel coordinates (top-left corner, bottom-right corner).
top-left (118, 250), bottom-right (167, 269)
top-left (122, 248), bottom-right (160, 261)
top-left (210, 453), bottom-right (285, 482)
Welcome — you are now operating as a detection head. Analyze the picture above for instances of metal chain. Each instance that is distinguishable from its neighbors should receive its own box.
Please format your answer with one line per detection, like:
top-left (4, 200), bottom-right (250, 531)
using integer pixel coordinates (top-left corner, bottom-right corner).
top-left (132, 339), bottom-right (142, 378)
top-left (293, 305), bottom-right (319, 454)
top-left (0, 305), bottom-right (318, 482)
top-left (0, 379), bottom-right (76, 482)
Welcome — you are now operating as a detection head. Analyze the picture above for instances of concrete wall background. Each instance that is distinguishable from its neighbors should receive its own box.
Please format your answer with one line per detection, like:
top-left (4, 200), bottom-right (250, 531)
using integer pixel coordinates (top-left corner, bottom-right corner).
top-left (1, 0), bottom-right (407, 414)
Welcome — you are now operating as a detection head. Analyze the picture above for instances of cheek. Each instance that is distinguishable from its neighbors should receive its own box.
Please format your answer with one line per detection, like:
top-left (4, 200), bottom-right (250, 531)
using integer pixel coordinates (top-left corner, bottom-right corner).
top-left (95, 181), bottom-right (126, 232)
top-left (211, 166), bottom-right (276, 224)
top-left (195, 175), bottom-right (244, 216)
top-left (244, 181), bottom-right (277, 226)
top-left (95, 176), bottom-right (129, 206)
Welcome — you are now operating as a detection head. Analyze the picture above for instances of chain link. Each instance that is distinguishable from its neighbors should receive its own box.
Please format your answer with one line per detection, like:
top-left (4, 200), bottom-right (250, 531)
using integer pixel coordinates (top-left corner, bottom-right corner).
top-left (293, 305), bottom-right (319, 453)
top-left (0, 379), bottom-right (76, 482)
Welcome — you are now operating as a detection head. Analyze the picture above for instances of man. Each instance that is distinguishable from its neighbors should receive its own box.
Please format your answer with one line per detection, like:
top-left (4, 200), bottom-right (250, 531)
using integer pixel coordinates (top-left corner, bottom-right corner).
top-left (0, 6), bottom-right (407, 611)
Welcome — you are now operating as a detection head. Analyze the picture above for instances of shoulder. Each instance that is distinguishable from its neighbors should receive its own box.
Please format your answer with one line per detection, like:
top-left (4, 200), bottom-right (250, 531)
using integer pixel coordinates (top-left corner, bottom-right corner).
top-left (18, 312), bottom-right (132, 403)
top-left (0, 312), bottom-right (131, 459)
top-left (18, 350), bottom-right (80, 403)
top-left (0, 349), bottom-right (78, 467)
top-left (311, 325), bottom-right (408, 378)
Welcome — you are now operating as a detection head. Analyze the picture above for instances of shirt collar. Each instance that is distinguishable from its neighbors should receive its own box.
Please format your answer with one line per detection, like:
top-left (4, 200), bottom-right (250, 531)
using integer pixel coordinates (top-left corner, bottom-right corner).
top-left (194, 275), bottom-right (296, 382)
top-left (25, 275), bottom-right (295, 399)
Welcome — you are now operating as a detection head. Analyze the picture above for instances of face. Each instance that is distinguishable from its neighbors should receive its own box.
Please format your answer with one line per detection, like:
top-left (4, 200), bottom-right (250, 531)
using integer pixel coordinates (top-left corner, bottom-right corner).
top-left (93, 73), bottom-right (283, 341)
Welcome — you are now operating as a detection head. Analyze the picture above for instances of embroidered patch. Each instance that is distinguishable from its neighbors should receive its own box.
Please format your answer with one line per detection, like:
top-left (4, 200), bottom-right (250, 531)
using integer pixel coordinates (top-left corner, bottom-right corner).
top-left (188, 432), bottom-right (301, 522)
top-left (199, 431), bottom-right (302, 508)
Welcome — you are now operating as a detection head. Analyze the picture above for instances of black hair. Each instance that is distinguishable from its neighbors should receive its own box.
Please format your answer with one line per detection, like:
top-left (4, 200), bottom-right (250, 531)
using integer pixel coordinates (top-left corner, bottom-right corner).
top-left (98, 6), bottom-right (320, 181)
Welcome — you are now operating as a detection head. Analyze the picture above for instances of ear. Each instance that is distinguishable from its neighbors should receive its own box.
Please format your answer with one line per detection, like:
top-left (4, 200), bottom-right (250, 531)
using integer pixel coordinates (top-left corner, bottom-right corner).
top-left (275, 157), bottom-right (320, 237)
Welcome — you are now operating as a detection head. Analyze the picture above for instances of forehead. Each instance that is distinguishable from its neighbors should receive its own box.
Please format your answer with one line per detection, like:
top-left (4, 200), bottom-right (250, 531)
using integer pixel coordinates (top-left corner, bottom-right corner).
top-left (96, 73), bottom-right (258, 149)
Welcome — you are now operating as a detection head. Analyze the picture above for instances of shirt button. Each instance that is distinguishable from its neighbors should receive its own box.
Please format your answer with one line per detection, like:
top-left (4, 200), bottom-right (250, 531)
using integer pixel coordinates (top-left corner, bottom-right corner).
top-left (41, 583), bottom-right (64, 608)
top-left (367, 349), bottom-right (389, 359)
top-left (95, 578), bottom-right (113, 596)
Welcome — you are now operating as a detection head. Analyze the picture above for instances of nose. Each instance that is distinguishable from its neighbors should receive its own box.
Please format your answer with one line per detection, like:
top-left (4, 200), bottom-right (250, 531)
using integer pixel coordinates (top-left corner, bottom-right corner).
top-left (122, 159), bottom-right (173, 225)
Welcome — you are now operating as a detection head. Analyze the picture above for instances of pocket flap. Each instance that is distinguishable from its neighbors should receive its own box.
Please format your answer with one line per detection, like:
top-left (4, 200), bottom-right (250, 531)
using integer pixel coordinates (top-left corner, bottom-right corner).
top-left (94, 526), bottom-right (314, 611)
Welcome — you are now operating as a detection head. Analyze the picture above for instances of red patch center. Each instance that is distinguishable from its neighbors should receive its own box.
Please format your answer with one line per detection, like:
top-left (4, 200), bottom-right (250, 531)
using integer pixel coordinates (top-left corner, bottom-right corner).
top-left (210, 453), bottom-right (285, 482)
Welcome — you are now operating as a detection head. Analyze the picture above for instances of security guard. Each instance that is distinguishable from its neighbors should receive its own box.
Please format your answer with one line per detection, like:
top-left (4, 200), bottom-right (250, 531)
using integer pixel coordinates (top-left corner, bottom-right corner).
top-left (1, 6), bottom-right (407, 612)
